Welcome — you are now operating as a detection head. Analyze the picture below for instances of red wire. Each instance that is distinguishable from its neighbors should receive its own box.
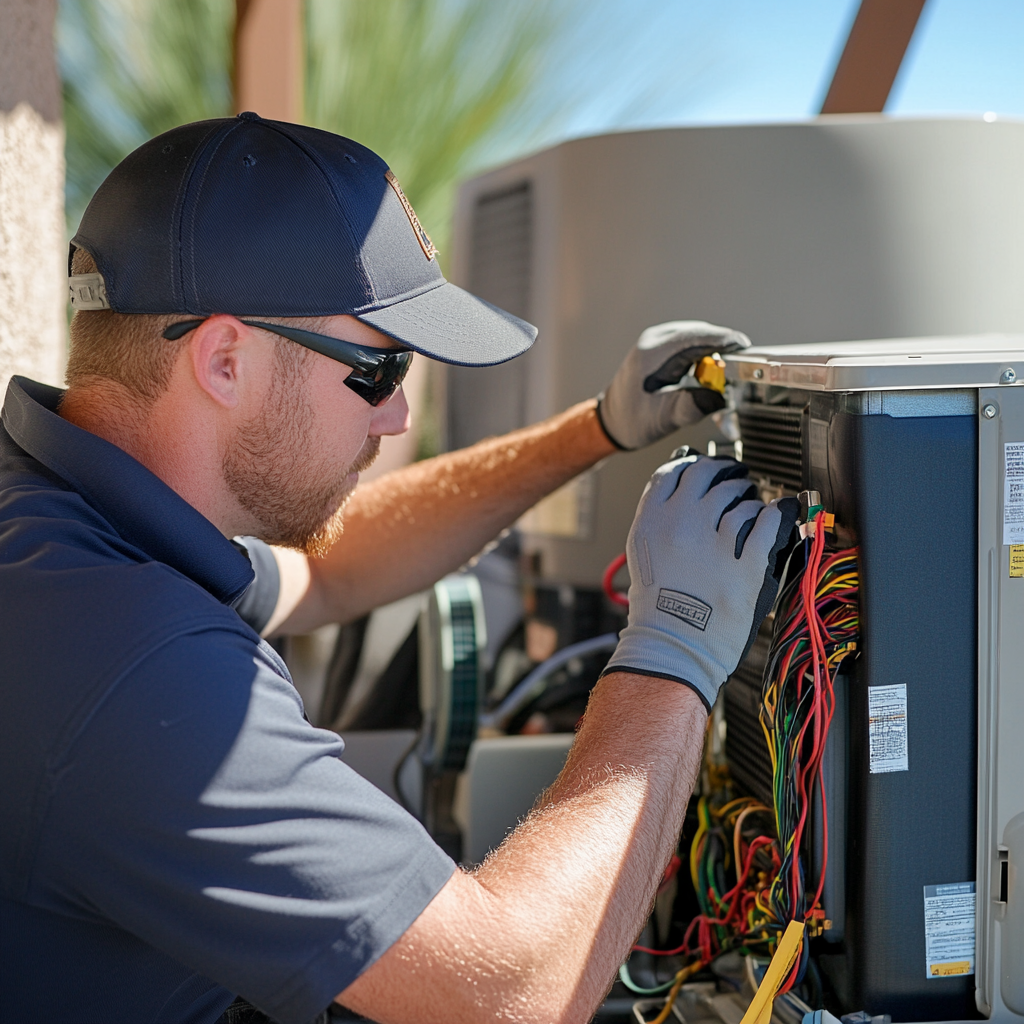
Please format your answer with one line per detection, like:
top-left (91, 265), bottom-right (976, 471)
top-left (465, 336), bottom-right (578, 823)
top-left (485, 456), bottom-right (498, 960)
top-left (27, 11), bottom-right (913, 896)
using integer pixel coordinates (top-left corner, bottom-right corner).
top-left (603, 552), bottom-right (629, 607)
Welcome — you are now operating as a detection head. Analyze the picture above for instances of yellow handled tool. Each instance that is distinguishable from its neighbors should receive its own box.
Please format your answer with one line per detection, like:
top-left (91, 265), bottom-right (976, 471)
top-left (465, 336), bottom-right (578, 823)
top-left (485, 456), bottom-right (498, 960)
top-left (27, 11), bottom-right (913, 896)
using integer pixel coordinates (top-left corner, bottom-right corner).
top-left (739, 920), bottom-right (805, 1024)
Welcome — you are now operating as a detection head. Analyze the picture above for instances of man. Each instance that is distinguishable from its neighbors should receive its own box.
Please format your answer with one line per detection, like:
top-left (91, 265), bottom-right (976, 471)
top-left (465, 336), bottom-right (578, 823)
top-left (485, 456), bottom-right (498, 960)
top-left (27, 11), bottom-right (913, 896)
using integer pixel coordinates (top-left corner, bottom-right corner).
top-left (0, 114), bottom-right (795, 1024)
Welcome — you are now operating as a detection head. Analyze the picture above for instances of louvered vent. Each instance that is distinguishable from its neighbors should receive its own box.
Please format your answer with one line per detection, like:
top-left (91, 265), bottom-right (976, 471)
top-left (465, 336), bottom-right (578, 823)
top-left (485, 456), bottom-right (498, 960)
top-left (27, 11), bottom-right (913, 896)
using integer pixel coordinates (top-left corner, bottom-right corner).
top-left (448, 182), bottom-right (533, 450)
top-left (469, 181), bottom-right (532, 318)
top-left (737, 403), bottom-right (804, 492)
top-left (723, 621), bottom-right (774, 807)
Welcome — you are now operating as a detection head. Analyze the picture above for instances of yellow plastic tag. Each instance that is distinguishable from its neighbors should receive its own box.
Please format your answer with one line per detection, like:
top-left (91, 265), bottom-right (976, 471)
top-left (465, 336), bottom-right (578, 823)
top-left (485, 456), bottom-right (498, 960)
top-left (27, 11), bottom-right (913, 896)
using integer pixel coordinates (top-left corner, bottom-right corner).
top-left (1010, 545), bottom-right (1024, 578)
top-left (695, 355), bottom-right (727, 394)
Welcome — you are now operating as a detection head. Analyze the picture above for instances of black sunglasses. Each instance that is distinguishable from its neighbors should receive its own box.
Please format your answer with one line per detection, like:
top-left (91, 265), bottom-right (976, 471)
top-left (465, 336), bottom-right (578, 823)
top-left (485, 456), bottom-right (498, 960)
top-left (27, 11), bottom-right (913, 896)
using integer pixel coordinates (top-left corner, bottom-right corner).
top-left (162, 318), bottom-right (413, 407)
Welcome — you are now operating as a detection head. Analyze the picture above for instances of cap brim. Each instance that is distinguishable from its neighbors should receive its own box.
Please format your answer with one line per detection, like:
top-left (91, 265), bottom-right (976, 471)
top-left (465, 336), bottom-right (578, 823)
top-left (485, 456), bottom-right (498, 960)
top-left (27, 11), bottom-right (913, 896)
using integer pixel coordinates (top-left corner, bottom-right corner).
top-left (357, 281), bottom-right (537, 367)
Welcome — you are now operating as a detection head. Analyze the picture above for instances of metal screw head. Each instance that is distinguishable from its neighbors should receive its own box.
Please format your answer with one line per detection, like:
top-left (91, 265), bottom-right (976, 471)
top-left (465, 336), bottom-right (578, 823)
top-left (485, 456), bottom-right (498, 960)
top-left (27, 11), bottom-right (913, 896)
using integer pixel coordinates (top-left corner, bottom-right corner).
top-left (753, 368), bottom-right (764, 380)
top-left (982, 403), bottom-right (998, 419)
top-left (1000, 367), bottom-right (1017, 384)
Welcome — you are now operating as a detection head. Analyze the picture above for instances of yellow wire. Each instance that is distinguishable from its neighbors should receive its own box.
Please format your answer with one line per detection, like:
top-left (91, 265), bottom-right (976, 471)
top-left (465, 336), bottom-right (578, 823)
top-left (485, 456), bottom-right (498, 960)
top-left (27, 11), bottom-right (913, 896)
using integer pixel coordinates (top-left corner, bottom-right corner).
top-left (641, 960), bottom-right (705, 1024)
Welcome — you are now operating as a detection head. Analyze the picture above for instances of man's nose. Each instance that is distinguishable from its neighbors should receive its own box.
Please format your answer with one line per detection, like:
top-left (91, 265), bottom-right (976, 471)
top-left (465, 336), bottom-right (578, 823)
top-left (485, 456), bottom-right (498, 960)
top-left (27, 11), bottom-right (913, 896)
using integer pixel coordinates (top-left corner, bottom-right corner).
top-left (371, 384), bottom-right (411, 436)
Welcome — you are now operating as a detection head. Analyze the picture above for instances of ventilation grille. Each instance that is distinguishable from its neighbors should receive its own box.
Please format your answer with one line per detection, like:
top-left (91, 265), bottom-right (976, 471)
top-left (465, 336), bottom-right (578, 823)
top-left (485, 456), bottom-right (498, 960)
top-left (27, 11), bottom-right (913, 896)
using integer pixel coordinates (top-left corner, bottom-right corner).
top-left (448, 181), bottom-right (533, 450)
top-left (723, 623), bottom-right (773, 807)
top-left (737, 403), bottom-right (804, 492)
top-left (469, 181), bottom-right (532, 318)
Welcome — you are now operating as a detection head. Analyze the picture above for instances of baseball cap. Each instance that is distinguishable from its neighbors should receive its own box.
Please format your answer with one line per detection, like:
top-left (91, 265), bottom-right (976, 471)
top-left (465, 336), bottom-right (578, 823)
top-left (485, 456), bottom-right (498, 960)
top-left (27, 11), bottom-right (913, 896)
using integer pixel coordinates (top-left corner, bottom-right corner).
top-left (68, 112), bottom-right (536, 367)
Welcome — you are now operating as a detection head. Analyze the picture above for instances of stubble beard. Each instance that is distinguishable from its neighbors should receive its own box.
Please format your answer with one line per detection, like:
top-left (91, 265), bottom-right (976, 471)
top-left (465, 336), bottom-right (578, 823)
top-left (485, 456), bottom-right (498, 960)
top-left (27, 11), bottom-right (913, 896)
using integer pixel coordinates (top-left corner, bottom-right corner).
top-left (223, 345), bottom-right (380, 558)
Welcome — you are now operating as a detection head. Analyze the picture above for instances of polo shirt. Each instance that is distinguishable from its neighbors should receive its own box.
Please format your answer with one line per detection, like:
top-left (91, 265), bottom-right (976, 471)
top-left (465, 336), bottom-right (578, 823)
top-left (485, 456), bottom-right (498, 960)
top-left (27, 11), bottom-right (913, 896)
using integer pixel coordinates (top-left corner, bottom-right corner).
top-left (0, 377), bottom-right (455, 1024)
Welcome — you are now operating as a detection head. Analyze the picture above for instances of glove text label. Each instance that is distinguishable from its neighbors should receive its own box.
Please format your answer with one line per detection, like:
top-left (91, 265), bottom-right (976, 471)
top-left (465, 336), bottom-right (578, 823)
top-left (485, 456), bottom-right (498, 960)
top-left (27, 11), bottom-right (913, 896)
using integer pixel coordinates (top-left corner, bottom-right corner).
top-left (656, 589), bottom-right (712, 631)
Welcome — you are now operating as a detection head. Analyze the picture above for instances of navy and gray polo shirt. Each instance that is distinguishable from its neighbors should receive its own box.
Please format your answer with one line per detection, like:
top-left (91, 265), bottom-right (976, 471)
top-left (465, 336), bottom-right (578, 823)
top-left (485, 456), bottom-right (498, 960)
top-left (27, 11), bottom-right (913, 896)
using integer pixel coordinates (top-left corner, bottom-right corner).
top-left (0, 377), bottom-right (454, 1024)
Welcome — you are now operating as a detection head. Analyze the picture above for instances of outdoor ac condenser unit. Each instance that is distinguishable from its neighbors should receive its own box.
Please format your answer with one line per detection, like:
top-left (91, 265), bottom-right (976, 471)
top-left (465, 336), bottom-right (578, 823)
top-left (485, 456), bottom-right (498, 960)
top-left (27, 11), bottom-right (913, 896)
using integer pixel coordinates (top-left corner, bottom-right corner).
top-left (449, 120), bottom-right (1024, 1020)
top-left (719, 337), bottom-right (1023, 1021)
top-left (449, 117), bottom-right (1024, 590)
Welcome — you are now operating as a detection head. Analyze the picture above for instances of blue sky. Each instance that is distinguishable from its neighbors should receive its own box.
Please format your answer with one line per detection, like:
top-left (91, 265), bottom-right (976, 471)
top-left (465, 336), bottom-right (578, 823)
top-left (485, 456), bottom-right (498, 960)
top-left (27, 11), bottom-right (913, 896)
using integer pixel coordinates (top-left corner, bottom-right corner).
top-left (552, 0), bottom-right (1023, 143)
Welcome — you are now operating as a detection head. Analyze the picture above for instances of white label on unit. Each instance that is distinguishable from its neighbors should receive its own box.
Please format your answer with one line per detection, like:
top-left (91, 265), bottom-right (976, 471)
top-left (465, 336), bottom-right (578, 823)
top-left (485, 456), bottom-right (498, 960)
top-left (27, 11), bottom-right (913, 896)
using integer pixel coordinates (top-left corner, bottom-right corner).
top-left (1005, 442), bottom-right (1024, 545)
top-left (868, 684), bottom-right (909, 773)
top-left (923, 882), bottom-right (975, 979)
top-left (519, 471), bottom-right (595, 539)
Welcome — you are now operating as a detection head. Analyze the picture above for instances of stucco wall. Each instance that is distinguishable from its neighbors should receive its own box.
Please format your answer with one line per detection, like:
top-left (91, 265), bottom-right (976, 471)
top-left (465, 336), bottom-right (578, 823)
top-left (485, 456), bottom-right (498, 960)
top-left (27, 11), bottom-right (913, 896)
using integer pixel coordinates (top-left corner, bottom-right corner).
top-left (0, 0), bottom-right (66, 397)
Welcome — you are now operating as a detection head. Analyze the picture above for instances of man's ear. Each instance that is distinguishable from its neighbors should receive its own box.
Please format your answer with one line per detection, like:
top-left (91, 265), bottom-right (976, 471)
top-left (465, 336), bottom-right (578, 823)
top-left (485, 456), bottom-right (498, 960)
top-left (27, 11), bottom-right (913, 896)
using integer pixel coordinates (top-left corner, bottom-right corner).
top-left (188, 316), bottom-right (248, 409)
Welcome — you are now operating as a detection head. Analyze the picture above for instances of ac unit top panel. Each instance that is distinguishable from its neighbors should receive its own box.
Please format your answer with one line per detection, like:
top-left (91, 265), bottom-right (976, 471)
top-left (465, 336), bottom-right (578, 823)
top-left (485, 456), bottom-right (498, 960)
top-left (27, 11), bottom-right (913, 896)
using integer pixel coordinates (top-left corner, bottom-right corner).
top-left (724, 334), bottom-right (1024, 392)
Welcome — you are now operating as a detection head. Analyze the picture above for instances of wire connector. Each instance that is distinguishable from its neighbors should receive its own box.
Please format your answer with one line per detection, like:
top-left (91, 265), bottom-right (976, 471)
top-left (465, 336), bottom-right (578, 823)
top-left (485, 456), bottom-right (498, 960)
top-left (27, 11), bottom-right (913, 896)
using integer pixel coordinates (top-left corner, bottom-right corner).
top-left (798, 513), bottom-right (834, 540)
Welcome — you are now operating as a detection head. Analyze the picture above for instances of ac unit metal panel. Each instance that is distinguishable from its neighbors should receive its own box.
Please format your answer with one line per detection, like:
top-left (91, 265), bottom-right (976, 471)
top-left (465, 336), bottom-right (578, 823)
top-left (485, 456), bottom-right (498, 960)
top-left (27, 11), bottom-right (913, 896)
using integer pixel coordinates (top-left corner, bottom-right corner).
top-left (721, 341), bottom-right (1023, 1020)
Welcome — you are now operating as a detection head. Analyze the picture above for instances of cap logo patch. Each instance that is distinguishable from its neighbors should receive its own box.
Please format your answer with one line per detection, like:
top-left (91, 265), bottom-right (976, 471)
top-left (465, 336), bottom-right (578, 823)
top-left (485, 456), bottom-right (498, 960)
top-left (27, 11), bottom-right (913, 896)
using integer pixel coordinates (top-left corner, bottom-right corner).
top-left (385, 169), bottom-right (439, 261)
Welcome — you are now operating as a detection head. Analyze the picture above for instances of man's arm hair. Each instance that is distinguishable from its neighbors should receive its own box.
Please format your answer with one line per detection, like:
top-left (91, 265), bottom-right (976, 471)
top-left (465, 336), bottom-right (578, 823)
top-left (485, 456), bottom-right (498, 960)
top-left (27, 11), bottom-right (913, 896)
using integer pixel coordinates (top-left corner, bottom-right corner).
top-left (268, 399), bottom-right (616, 635)
top-left (337, 673), bottom-right (707, 1024)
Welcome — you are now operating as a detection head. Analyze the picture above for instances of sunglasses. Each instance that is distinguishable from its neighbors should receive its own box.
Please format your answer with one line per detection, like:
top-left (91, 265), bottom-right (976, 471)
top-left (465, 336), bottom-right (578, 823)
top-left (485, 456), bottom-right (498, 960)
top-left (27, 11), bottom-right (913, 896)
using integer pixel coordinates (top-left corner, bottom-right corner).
top-left (162, 318), bottom-right (413, 407)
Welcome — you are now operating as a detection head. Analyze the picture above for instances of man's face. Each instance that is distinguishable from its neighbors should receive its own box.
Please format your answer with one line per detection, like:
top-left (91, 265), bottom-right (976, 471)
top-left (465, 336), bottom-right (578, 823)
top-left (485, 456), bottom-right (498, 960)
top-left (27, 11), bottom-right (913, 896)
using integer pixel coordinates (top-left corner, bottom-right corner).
top-left (222, 316), bottom-right (410, 557)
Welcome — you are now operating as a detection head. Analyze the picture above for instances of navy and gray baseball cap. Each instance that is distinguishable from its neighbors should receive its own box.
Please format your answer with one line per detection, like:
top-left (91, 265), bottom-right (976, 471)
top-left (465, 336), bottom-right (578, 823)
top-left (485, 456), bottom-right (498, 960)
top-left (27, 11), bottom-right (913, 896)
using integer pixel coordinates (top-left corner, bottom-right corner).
top-left (68, 112), bottom-right (536, 367)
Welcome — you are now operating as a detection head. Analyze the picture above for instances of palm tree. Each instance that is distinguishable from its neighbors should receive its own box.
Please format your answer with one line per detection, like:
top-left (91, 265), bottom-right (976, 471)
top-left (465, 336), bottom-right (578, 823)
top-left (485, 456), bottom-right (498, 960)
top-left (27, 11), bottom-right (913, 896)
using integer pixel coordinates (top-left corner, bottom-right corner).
top-left (59, 0), bottom-right (234, 234)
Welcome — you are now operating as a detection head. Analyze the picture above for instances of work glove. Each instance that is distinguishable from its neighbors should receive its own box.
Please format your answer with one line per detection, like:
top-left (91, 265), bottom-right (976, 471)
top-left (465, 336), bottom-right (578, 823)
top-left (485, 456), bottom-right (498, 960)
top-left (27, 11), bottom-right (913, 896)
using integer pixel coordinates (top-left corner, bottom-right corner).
top-left (596, 321), bottom-right (750, 451)
top-left (603, 453), bottom-right (799, 709)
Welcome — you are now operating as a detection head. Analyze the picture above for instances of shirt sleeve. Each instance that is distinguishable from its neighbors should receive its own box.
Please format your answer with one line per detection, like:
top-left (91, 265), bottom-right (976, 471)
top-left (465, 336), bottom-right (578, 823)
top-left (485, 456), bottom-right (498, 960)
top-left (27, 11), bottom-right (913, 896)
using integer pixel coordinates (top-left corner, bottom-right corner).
top-left (230, 536), bottom-right (281, 634)
top-left (32, 627), bottom-right (455, 1024)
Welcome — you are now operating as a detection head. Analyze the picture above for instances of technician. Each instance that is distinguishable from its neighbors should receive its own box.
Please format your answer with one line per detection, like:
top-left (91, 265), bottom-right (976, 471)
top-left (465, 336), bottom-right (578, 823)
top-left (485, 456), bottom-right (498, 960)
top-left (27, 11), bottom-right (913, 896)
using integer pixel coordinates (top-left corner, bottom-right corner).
top-left (0, 115), bottom-right (796, 1024)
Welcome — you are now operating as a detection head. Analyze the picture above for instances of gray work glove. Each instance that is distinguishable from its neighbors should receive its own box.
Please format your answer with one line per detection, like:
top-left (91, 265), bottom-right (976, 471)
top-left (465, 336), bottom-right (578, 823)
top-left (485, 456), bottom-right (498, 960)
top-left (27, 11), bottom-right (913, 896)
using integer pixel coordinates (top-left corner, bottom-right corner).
top-left (596, 321), bottom-right (750, 451)
top-left (603, 453), bottom-right (799, 709)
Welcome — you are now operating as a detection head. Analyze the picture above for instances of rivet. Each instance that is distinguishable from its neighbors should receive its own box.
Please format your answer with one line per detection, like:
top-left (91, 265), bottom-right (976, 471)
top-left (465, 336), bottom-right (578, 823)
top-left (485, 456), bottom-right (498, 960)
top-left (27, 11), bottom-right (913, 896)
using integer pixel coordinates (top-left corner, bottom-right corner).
top-left (1000, 368), bottom-right (1017, 384)
top-left (982, 404), bottom-right (998, 419)
top-left (753, 368), bottom-right (764, 380)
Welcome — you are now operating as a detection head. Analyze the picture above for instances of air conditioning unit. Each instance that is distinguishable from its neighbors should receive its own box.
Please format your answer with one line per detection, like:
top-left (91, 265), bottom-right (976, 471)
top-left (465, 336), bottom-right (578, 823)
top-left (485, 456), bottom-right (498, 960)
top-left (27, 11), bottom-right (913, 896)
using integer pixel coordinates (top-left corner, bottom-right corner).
top-left (445, 120), bottom-right (1024, 1020)
top-left (720, 337), bottom-right (1023, 1020)
top-left (450, 117), bottom-right (1024, 590)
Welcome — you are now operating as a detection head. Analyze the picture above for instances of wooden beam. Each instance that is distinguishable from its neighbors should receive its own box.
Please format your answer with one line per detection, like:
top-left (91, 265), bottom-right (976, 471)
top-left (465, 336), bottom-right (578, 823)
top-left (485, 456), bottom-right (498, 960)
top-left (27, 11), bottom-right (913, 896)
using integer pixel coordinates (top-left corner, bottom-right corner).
top-left (821, 0), bottom-right (928, 114)
top-left (234, 0), bottom-right (303, 122)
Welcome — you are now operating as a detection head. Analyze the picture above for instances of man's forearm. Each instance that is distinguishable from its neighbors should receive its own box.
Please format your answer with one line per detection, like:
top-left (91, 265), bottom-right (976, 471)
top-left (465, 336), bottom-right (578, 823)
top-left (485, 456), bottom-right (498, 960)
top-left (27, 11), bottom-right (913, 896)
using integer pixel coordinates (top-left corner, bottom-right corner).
top-left (339, 674), bottom-right (707, 1024)
top-left (474, 673), bottom-right (706, 1019)
top-left (282, 399), bottom-right (616, 632)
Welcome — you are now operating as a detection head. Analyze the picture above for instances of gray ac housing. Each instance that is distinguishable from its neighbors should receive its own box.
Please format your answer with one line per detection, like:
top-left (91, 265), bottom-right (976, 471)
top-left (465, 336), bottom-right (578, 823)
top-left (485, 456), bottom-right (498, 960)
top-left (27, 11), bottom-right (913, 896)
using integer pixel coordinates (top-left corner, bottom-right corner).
top-left (449, 116), bottom-right (1024, 587)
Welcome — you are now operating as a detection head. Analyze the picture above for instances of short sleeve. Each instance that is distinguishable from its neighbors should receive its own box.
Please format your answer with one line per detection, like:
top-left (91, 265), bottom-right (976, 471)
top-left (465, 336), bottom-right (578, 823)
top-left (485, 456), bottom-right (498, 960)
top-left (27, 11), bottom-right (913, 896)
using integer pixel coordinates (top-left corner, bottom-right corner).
top-left (230, 537), bottom-right (281, 634)
top-left (32, 628), bottom-right (455, 1024)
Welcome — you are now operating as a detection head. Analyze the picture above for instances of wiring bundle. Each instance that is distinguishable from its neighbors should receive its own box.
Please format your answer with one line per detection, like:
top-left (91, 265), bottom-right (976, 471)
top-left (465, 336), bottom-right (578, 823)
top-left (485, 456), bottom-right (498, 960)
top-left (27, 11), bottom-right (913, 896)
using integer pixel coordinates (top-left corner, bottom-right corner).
top-left (621, 508), bottom-right (860, 1020)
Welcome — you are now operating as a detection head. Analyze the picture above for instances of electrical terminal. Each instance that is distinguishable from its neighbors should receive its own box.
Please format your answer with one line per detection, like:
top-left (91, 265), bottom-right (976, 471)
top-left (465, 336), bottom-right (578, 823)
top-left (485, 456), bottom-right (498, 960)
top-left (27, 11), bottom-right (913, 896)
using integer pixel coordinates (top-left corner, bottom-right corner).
top-left (798, 513), bottom-right (834, 540)
top-left (806, 907), bottom-right (827, 937)
top-left (797, 489), bottom-right (835, 538)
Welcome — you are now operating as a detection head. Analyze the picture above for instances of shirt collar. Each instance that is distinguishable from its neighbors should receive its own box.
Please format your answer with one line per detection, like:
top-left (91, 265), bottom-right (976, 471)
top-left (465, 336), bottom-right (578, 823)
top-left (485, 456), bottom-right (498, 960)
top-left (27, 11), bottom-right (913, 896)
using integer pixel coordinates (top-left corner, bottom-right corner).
top-left (1, 376), bottom-right (254, 605)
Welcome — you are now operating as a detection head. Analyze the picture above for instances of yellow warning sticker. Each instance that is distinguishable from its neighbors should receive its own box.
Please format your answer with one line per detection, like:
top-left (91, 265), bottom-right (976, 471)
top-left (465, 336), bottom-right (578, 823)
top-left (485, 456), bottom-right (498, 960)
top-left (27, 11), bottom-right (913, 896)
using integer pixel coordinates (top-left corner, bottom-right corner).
top-left (930, 961), bottom-right (972, 977)
top-left (1010, 545), bottom-right (1024, 578)
top-left (923, 882), bottom-right (975, 979)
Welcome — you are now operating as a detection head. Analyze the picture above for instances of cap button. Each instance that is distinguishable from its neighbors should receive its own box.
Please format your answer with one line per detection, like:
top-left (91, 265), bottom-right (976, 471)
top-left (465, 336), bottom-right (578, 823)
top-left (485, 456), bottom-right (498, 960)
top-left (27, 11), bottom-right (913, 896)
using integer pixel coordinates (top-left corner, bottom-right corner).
top-left (237, 111), bottom-right (261, 121)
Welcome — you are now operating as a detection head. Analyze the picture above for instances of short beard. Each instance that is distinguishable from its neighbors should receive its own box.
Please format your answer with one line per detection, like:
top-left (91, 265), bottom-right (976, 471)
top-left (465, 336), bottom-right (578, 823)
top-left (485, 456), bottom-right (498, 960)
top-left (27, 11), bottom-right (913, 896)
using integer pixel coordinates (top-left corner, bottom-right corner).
top-left (223, 342), bottom-right (380, 558)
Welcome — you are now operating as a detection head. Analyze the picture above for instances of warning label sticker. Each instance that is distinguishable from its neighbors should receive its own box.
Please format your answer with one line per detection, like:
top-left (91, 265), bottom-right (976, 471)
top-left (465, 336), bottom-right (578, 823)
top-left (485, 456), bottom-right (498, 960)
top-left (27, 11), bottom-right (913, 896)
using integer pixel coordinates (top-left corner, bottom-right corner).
top-left (868, 684), bottom-right (908, 773)
top-left (924, 882), bottom-right (975, 979)
top-left (1011, 546), bottom-right (1024, 579)
top-left (1006, 442), bottom-right (1024, 545)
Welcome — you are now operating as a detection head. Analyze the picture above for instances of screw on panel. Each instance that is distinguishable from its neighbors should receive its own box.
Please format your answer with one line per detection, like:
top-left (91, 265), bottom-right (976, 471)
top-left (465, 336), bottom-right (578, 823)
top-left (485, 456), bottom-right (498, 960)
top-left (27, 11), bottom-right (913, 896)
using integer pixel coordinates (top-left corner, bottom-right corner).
top-left (753, 368), bottom-right (764, 379)
top-left (1000, 368), bottom-right (1017, 384)
top-left (982, 404), bottom-right (998, 419)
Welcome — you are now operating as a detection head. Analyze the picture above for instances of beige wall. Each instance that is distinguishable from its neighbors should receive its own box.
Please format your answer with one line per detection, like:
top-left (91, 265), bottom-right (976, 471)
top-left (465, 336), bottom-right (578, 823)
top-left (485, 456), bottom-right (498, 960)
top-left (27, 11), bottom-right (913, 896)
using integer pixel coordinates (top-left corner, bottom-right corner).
top-left (0, 0), bottom-right (66, 398)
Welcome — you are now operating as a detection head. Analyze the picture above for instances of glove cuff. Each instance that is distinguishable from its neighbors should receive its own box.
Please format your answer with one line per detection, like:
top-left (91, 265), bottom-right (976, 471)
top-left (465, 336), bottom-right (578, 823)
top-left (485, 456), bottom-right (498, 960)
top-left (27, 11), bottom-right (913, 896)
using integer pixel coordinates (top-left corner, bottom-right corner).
top-left (594, 393), bottom-right (631, 451)
top-left (604, 626), bottom-right (727, 710)
top-left (598, 664), bottom-right (713, 712)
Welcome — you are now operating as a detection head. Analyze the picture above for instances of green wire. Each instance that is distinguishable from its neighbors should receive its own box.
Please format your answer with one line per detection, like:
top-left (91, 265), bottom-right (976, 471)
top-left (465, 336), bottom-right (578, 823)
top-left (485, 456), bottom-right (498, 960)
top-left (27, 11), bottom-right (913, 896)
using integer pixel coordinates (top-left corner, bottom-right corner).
top-left (618, 962), bottom-right (679, 995)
